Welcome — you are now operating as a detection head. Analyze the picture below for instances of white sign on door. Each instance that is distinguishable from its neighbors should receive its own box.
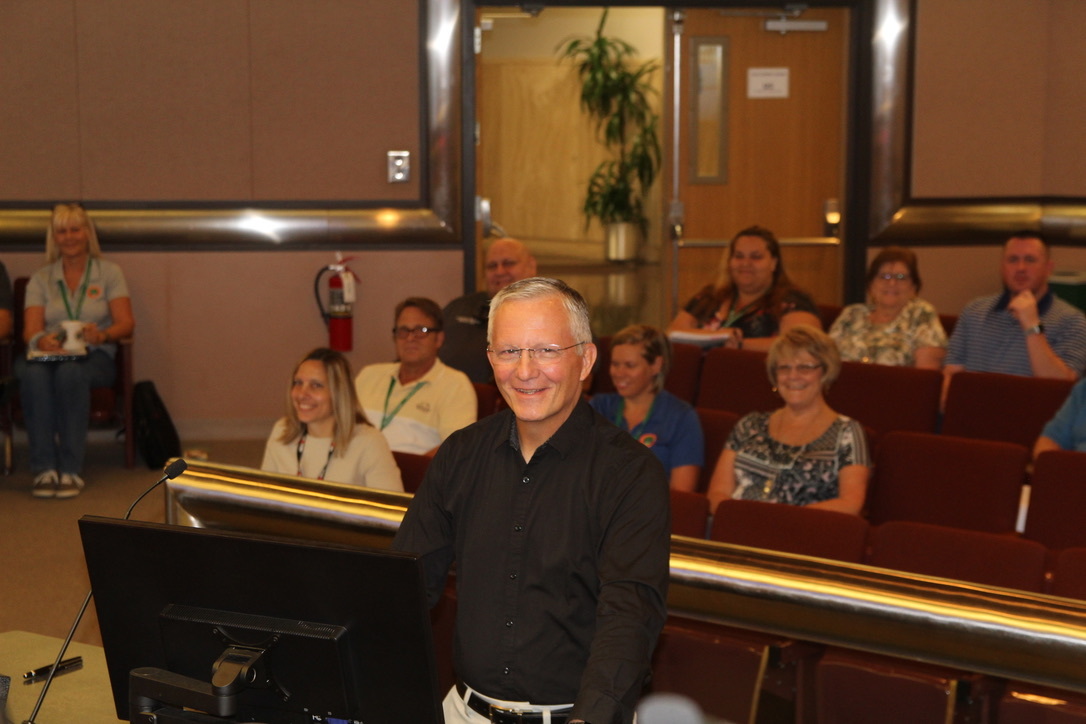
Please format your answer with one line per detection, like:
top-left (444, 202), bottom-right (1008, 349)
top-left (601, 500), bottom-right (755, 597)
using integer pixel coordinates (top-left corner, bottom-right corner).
top-left (747, 67), bottom-right (790, 99)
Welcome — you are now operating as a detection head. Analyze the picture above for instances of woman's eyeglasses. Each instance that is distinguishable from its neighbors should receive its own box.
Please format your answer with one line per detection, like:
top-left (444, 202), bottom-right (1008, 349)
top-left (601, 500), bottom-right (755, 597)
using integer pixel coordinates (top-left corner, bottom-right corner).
top-left (876, 273), bottom-right (910, 282)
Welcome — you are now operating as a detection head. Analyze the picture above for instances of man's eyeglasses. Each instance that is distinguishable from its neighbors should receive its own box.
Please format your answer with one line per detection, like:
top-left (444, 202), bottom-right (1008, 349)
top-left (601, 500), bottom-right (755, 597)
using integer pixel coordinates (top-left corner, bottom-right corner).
top-left (393, 325), bottom-right (439, 339)
top-left (774, 363), bottom-right (824, 375)
top-left (487, 342), bottom-right (587, 365)
top-left (876, 273), bottom-right (910, 282)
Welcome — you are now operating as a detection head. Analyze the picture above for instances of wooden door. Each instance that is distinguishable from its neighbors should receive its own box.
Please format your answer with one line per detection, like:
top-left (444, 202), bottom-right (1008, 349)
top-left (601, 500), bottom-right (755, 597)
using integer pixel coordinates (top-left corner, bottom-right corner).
top-left (671, 7), bottom-right (849, 309)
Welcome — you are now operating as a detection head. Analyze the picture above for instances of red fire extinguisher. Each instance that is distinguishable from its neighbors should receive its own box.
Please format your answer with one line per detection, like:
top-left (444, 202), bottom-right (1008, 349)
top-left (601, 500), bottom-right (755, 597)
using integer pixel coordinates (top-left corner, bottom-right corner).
top-left (314, 255), bottom-right (357, 352)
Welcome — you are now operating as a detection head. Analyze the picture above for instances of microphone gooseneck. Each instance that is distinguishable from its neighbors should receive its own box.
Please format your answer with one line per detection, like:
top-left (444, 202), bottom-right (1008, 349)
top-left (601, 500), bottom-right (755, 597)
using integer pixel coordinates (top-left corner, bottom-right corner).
top-left (22, 458), bottom-right (188, 724)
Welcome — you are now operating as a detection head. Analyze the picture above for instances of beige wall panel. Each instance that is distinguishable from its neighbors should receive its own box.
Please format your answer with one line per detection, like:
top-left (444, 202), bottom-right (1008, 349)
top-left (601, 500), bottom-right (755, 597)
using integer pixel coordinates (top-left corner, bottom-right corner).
top-left (0, 1), bottom-right (82, 199)
top-left (911, 0), bottom-right (1048, 198)
top-left (250, 1), bottom-right (420, 200)
top-left (1043, 0), bottom-right (1086, 195)
top-left (4, 248), bottom-right (462, 438)
top-left (76, 1), bottom-right (254, 200)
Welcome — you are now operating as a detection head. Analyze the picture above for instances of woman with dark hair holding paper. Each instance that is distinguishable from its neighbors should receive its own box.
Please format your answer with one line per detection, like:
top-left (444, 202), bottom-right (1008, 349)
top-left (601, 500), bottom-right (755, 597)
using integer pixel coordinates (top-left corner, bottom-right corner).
top-left (667, 225), bottom-right (822, 351)
top-left (17, 203), bottom-right (134, 499)
top-left (262, 347), bottom-right (403, 492)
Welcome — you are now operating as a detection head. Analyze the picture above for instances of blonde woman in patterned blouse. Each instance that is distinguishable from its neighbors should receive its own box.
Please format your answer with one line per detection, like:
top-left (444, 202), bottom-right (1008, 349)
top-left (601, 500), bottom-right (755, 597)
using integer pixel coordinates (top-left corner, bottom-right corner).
top-left (706, 326), bottom-right (871, 515)
top-left (829, 247), bottom-right (947, 368)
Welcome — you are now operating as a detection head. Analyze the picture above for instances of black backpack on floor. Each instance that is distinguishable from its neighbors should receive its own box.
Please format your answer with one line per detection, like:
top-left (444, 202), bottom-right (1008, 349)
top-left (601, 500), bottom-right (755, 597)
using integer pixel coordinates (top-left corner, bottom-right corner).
top-left (131, 380), bottom-right (182, 469)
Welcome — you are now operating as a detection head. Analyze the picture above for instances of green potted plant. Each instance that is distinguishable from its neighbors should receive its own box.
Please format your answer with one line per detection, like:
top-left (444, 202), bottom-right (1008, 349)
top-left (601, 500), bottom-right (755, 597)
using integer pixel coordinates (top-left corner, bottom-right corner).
top-left (558, 9), bottom-right (661, 261)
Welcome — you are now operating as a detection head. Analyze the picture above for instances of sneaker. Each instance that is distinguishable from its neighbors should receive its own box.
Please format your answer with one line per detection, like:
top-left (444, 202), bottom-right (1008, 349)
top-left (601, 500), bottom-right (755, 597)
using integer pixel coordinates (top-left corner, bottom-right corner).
top-left (32, 470), bottom-right (59, 498)
top-left (55, 473), bottom-right (85, 499)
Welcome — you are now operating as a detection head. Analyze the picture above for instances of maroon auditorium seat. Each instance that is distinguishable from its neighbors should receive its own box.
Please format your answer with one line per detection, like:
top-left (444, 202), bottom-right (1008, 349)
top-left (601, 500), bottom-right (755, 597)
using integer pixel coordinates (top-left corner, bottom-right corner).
top-left (695, 348), bottom-right (777, 416)
top-left (710, 498), bottom-right (869, 563)
top-left (825, 360), bottom-right (942, 435)
top-left (1024, 450), bottom-right (1086, 551)
top-left (472, 381), bottom-right (501, 419)
top-left (994, 547), bottom-right (1086, 722)
top-left (695, 407), bottom-right (739, 493)
top-left (865, 431), bottom-right (1028, 533)
top-left (942, 370), bottom-right (1074, 449)
top-left (819, 520), bottom-right (1045, 724)
top-left (392, 450), bottom-right (431, 494)
top-left (867, 520), bottom-right (1047, 593)
top-left (669, 489), bottom-right (709, 539)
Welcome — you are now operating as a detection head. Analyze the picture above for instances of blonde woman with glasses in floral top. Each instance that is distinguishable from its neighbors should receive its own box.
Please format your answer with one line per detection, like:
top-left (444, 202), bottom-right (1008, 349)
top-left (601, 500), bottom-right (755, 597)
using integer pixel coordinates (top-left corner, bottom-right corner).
top-left (706, 326), bottom-right (871, 515)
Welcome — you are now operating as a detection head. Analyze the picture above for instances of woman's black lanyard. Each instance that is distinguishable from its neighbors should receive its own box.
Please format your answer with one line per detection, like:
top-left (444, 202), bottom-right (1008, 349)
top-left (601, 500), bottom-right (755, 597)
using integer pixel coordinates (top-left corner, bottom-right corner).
top-left (57, 260), bottom-right (93, 320)
top-left (296, 433), bottom-right (335, 480)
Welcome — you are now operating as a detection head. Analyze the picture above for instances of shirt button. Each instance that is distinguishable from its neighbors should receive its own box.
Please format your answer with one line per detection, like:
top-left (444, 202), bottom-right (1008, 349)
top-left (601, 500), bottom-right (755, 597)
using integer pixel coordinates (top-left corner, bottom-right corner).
top-left (509, 572), bottom-right (518, 579)
top-left (514, 524), bottom-right (523, 532)
top-left (521, 476), bottom-right (530, 484)
top-left (505, 620), bottom-right (513, 627)
top-left (503, 667), bottom-right (511, 675)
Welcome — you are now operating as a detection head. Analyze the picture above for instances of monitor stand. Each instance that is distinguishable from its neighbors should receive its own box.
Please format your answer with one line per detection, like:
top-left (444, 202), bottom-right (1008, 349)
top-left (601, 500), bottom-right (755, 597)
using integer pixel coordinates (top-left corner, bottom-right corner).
top-left (128, 646), bottom-right (266, 724)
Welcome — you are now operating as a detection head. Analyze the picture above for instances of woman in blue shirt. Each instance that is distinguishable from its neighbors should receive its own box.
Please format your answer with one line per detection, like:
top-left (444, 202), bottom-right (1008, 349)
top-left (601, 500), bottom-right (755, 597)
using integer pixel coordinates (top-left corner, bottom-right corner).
top-left (590, 324), bottom-right (704, 491)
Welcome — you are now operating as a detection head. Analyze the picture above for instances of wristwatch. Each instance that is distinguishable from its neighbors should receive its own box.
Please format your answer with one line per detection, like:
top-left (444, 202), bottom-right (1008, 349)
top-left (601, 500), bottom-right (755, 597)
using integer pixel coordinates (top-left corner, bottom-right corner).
top-left (1026, 323), bottom-right (1046, 335)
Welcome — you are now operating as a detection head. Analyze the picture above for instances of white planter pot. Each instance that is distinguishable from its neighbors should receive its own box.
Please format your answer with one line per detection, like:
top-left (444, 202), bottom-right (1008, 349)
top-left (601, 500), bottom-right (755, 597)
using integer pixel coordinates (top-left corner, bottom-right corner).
top-left (606, 222), bottom-right (641, 262)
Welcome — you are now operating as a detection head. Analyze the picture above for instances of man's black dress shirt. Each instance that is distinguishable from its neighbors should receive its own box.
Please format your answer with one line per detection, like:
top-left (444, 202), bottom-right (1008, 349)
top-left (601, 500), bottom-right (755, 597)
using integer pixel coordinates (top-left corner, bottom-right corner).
top-left (392, 400), bottom-right (670, 724)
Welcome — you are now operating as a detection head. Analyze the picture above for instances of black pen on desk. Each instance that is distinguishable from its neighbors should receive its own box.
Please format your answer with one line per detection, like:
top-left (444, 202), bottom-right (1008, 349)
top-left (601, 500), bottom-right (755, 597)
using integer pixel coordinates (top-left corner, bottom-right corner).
top-left (23, 656), bottom-right (82, 679)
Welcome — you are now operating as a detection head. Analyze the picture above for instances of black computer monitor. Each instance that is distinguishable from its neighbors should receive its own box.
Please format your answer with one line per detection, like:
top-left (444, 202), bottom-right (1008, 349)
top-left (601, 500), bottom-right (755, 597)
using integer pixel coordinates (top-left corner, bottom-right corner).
top-left (79, 515), bottom-right (443, 724)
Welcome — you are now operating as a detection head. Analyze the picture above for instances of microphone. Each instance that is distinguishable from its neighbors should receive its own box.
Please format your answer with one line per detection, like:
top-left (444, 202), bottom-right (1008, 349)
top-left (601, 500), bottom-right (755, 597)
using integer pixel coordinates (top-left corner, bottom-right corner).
top-left (22, 458), bottom-right (189, 724)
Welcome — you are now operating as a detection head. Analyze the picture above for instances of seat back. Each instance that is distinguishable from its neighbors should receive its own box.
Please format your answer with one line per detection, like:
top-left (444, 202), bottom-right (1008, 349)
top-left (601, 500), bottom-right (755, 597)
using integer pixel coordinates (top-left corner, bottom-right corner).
top-left (670, 489), bottom-right (709, 539)
top-left (942, 371), bottom-right (1074, 448)
top-left (868, 520), bottom-right (1046, 592)
top-left (392, 450), bottom-right (431, 494)
top-left (818, 303), bottom-right (842, 330)
top-left (695, 348), bottom-right (777, 416)
top-left (695, 407), bottom-right (740, 493)
top-left (472, 381), bottom-right (501, 419)
top-left (1050, 547), bottom-right (1086, 600)
top-left (1024, 450), bottom-right (1086, 550)
top-left (710, 498), bottom-right (870, 563)
top-left (825, 361), bottom-right (942, 435)
top-left (866, 431), bottom-right (1028, 533)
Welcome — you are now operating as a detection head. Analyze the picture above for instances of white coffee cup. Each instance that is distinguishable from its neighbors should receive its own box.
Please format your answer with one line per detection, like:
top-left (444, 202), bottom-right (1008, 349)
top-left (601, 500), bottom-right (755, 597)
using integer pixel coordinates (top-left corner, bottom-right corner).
top-left (60, 320), bottom-right (87, 354)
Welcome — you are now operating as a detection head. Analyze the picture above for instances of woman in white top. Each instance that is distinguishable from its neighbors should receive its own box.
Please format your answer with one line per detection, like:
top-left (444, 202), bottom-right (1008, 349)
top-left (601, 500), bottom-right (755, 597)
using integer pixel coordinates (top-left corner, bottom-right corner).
top-left (262, 348), bottom-right (403, 492)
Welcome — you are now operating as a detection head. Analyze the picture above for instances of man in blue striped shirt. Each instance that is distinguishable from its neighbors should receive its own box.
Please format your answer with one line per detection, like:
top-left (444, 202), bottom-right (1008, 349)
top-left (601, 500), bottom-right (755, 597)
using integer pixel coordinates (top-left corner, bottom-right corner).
top-left (943, 232), bottom-right (1086, 403)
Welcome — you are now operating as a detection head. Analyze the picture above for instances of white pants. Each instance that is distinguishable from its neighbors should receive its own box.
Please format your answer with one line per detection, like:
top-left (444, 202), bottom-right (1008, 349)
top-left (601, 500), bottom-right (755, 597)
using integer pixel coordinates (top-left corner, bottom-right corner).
top-left (441, 685), bottom-right (575, 724)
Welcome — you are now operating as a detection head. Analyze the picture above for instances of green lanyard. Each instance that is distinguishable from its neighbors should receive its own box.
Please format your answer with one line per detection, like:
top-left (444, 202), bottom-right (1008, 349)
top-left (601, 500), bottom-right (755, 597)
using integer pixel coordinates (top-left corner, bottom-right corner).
top-left (613, 396), bottom-right (656, 441)
top-left (721, 298), bottom-right (759, 329)
top-left (57, 260), bottom-right (93, 321)
top-left (380, 376), bottom-right (427, 431)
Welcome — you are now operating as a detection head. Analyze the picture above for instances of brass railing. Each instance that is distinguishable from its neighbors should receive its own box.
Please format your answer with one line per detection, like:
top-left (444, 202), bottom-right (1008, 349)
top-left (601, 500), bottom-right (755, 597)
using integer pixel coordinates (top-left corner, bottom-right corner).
top-left (165, 459), bottom-right (1086, 695)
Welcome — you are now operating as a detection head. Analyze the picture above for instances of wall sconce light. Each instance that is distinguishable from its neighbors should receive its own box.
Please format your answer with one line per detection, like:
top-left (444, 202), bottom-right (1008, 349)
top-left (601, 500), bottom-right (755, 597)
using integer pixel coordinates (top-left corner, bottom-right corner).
top-left (823, 198), bottom-right (841, 238)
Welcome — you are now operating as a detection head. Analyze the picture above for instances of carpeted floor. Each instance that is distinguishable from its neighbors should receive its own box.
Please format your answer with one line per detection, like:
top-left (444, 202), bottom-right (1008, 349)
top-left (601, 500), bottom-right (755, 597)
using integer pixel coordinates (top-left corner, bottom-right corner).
top-left (0, 436), bottom-right (266, 646)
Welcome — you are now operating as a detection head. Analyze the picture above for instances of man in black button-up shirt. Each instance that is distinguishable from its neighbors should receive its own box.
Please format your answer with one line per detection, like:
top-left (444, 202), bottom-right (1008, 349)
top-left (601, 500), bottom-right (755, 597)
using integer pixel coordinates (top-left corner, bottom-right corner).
top-left (394, 277), bottom-right (670, 724)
